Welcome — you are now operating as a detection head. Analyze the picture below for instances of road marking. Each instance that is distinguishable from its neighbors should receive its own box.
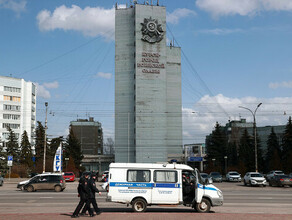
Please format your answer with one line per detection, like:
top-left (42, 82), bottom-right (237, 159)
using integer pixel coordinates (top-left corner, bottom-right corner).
top-left (40, 197), bottom-right (53, 199)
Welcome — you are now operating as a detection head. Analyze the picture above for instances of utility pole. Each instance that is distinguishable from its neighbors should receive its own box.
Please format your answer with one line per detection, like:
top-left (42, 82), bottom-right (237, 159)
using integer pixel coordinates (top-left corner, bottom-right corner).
top-left (43, 102), bottom-right (48, 173)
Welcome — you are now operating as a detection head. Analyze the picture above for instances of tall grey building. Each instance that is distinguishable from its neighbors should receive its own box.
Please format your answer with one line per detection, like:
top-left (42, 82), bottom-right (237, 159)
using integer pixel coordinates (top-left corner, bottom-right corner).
top-left (115, 3), bottom-right (182, 163)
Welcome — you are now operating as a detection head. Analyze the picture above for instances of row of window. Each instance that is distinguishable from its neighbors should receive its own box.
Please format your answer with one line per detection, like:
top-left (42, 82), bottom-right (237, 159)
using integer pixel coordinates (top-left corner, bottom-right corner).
top-left (2, 123), bottom-right (20, 129)
top-left (3, 104), bottom-right (21, 111)
top-left (2, 132), bottom-right (19, 139)
top-left (3, 114), bottom-right (20, 120)
top-left (127, 170), bottom-right (177, 183)
top-left (4, 95), bottom-right (21, 102)
top-left (4, 86), bottom-right (21, 93)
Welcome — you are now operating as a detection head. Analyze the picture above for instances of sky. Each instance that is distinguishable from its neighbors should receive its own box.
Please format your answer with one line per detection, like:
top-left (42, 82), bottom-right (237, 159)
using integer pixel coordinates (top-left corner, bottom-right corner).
top-left (1, 0), bottom-right (292, 145)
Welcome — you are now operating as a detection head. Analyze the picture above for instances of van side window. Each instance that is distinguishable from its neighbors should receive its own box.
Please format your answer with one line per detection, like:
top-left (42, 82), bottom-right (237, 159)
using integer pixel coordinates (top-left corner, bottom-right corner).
top-left (154, 171), bottom-right (177, 183)
top-left (127, 170), bottom-right (150, 182)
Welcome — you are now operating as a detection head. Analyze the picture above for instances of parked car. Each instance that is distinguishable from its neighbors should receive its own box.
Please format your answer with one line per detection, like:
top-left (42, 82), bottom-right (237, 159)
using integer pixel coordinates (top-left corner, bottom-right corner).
top-left (63, 172), bottom-right (75, 182)
top-left (101, 171), bottom-right (109, 182)
top-left (0, 175), bottom-right (3, 186)
top-left (266, 170), bottom-right (284, 182)
top-left (269, 175), bottom-right (292, 187)
top-left (226, 171), bottom-right (241, 182)
top-left (289, 173), bottom-right (292, 178)
top-left (243, 172), bottom-right (267, 186)
top-left (209, 172), bottom-right (222, 182)
top-left (22, 173), bottom-right (66, 192)
top-left (200, 173), bottom-right (213, 184)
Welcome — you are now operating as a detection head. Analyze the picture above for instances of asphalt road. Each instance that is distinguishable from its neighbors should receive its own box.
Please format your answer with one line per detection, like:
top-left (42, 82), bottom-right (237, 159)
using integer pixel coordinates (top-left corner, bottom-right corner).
top-left (0, 180), bottom-right (292, 217)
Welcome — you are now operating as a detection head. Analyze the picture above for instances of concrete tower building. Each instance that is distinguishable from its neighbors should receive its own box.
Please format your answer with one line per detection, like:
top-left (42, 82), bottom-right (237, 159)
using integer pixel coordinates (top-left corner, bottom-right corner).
top-left (0, 76), bottom-right (36, 145)
top-left (115, 2), bottom-right (182, 163)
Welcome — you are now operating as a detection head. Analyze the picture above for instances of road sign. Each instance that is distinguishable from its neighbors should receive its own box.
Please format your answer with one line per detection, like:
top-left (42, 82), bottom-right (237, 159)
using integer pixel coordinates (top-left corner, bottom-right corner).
top-left (188, 157), bottom-right (203, 162)
top-left (8, 155), bottom-right (13, 166)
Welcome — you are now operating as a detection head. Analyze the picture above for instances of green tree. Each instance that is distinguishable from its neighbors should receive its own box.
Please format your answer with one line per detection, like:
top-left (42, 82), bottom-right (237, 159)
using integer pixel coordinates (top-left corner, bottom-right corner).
top-left (226, 142), bottom-right (238, 168)
top-left (0, 139), bottom-right (8, 172)
top-left (254, 133), bottom-right (264, 172)
top-left (206, 122), bottom-right (228, 173)
top-left (6, 127), bottom-right (20, 163)
top-left (34, 121), bottom-right (45, 172)
top-left (19, 130), bottom-right (33, 169)
top-left (64, 128), bottom-right (83, 169)
top-left (281, 116), bottom-right (292, 173)
top-left (238, 129), bottom-right (254, 173)
top-left (265, 127), bottom-right (282, 171)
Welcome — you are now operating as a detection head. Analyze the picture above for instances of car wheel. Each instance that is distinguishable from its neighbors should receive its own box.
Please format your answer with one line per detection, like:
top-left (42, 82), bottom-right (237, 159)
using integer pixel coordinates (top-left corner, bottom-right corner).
top-left (54, 185), bottom-right (62, 192)
top-left (244, 180), bottom-right (247, 186)
top-left (27, 185), bottom-right (34, 192)
top-left (195, 198), bottom-right (211, 213)
top-left (132, 198), bottom-right (147, 212)
top-left (249, 181), bottom-right (252, 186)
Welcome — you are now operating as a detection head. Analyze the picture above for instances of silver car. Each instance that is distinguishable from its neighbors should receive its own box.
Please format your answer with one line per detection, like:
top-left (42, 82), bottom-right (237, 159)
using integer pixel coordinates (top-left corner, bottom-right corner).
top-left (0, 175), bottom-right (3, 186)
top-left (226, 171), bottom-right (241, 182)
top-left (244, 172), bottom-right (267, 186)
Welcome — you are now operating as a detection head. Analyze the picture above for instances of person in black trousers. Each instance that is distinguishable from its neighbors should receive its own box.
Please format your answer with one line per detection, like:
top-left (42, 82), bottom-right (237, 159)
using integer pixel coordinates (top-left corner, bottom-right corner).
top-left (71, 173), bottom-right (93, 218)
top-left (80, 172), bottom-right (102, 216)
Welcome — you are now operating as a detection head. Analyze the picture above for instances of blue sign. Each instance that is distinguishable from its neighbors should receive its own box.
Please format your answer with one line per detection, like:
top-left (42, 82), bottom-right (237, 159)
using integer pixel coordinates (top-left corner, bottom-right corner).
top-left (8, 156), bottom-right (13, 161)
top-left (188, 157), bottom-right (203, 162)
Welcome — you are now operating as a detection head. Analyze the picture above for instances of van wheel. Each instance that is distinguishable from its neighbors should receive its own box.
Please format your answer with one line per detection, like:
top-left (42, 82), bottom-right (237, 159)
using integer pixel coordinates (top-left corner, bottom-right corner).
top-left (132, 198), bottom-right (147, 212)
top-left (55, 185), bottom-right (62, 192)
top-left (27, 185), bottom-right (34, 192)
top-left (195, 198), bottom-right (211, 213)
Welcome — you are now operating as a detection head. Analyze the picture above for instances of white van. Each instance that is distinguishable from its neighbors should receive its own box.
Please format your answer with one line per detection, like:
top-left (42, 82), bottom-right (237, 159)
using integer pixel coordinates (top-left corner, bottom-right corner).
top-left (106, 163), bottom-right (223, 213)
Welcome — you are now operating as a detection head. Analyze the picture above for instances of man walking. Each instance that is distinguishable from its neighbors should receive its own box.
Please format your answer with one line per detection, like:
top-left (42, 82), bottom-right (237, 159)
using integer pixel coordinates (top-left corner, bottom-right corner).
top-left (80, 172), bottom-right (102, 216)
top-left (72, 172), bottom-right (93, 218)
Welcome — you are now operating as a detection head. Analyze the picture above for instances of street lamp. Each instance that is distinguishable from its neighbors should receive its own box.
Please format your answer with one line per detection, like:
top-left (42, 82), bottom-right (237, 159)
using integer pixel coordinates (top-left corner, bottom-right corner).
top-left (224, 156), bottom-right (228, 174)
top-left (239, 103), bottom-right (262, 172)
top-left (43, 102), bottom-right (48, 173)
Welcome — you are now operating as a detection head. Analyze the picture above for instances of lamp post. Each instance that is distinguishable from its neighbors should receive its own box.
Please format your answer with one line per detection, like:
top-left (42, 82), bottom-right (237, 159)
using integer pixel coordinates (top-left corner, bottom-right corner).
top-left (43, 102), bottom-right (48, 173)
top-left (224, 156), bottom-right (228, 175)
top-left (239, 103), bottom-right (262, 172)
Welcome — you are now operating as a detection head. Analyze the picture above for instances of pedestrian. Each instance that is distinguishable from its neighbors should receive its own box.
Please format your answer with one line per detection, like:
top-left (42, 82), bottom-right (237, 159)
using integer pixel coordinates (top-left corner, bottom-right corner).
top-left (80, 172), bottom-right (102, 216)
top-left (71, 172), bottom-right (93, 218)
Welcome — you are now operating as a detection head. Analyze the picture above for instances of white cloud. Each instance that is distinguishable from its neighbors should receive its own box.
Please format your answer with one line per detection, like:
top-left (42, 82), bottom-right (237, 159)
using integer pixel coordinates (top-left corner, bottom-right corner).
top-left (35, 81), bottom-right (59, 99)
top-left (0, 0), bottom-right (26, 14)
top-left (37, 5), bottom-right (115, 39)
top-left (35, 83), bottom-right (51, 99)
top-left (167, 8), bottom-right (196, 24)
top-left (95, 72), bottom-right (112, 79)
top-left (43, 81), bottom-right (59, 89)
top-left (269, 81), bottom-right (292, 89)
top-left (197, 28), bottom-right (244, 35)
top-left (196, 0), bottom-right (292, 17)
top-left (183, 94), bottom-right (292, 143)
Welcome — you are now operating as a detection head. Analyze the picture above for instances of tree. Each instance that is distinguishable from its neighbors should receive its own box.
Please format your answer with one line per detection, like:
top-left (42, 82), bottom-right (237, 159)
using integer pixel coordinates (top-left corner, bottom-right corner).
top-left (64, 128), bottom-right (83, 170)
top-left (19, 130), bottom-right (33, 169)
top-left (34, 121), bottom-right (45, 172)
top-left (265, 127), bottom-right (282, 171)
top-left (104, 137), bottom-right (115, 154)
top-left (281, 116), bottom-right (292, 173)
top-left (206, 122), bottom-right (228, 173)
top-left (46, 137), bottom-right (64, 172)
top-left (0, 139), bottom-right (8, 172)
top-left (238, 129), bottom-right (254, 173)
top-left (226, 142), bottom-right (238, 168)
top-left (6, 127), bottom-right (20, 163)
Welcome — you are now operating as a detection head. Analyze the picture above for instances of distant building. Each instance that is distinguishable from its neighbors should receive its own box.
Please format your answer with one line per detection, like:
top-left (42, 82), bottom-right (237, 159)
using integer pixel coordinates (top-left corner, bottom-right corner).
top-left (70, 117), bottom-right (113, 173)
top-left (184, 143), bottom-right (206, 171)
top-left (0, 76), bottom-right (36, 144)
top-left (115, 2), bottom-right (182, 163)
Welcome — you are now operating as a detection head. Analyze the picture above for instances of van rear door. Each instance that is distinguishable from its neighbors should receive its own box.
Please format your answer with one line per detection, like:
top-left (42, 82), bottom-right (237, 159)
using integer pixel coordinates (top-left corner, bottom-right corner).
top-left (152, 170), bottom-right (180, 204)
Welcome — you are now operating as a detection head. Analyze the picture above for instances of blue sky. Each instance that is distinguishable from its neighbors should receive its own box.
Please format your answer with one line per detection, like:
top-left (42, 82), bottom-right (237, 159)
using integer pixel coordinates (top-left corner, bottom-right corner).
top-left (1, 0), bottom-right (292, 144)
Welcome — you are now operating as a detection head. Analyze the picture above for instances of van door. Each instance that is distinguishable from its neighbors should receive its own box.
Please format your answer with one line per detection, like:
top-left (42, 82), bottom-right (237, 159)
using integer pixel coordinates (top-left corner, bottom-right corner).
top-left (195, 170), bottom-right (204, 203)
top-left (152, 170), bottom-right (180, 204)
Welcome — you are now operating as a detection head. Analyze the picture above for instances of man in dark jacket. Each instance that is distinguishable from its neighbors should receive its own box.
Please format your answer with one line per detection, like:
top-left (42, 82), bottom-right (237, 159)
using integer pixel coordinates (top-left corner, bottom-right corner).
top-left (80, 172), bottom-right (102, 216)
top-left (72, 173), bottom-right (93, 218)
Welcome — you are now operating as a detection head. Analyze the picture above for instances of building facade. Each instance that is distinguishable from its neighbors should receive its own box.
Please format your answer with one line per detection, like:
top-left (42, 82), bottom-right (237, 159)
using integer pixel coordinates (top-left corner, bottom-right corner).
top-left (0, 76), bottom-right (36, 144)
top-left (115, 3), bottom-right (182, 163)
top-left (70, 117), bottom-right (113, 173)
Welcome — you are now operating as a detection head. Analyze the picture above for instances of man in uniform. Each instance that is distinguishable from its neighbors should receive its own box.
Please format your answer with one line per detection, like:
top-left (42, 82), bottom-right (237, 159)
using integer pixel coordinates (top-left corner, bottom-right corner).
top-left (72, 172), bottom-right (93, 218)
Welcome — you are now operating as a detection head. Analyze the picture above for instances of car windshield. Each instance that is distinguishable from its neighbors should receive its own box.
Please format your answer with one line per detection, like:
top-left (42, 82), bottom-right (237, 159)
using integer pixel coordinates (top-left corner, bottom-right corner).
top-left (229, 172), bottom-right (239, 175)
top-left (201, 174), bottom-right (208, 178)
top-left (275, 171), bottom-right (284, 175)
top-left (251, 174), bottom-right (263, 177)
top-left (211, 172), bottom-right (220, 176)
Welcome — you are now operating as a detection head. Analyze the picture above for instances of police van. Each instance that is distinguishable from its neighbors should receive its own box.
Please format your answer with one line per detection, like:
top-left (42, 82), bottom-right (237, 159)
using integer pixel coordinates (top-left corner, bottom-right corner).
top-left (106, 163), bottom-right (223, 213)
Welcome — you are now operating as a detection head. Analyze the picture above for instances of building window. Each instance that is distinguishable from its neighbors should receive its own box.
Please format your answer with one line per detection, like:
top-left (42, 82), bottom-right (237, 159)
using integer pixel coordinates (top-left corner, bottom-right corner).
top-left (3, 123), bottom-right (20, 129)
top-left (3, 95), bottom-right (21, 102)
top-left (4, 86), bottom-right (21, 93)
top-left (4, 105), bottom-right (21, 111)
top-left (3, 114), bottom-right (20, 120)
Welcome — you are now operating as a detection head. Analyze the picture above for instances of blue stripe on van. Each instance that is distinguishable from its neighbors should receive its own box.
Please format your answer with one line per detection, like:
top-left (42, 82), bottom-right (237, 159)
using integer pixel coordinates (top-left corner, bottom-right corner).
top-left (198, 183), bottom-right (217, 191)
top-left (109, 182), bottom-right (180, 188)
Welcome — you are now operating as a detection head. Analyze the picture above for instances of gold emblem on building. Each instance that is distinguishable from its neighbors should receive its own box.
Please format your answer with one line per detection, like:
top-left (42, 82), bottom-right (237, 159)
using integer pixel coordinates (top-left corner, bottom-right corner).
top-left (141, 17), bottom-right (164, 43)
